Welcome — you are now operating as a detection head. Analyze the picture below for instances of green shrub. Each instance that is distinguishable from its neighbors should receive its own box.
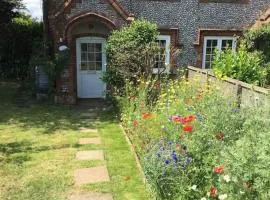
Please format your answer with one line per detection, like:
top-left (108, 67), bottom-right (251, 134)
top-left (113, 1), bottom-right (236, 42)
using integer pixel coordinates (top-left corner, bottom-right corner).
top-left (104, 19), bottom-right (160, 93)
top-left (212, 43), bottom-right (267, 86)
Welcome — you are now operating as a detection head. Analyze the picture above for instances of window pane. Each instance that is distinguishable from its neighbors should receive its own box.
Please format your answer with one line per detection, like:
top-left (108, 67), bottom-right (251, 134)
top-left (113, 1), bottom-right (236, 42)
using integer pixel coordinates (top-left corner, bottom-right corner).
top-left (88, 43), bottom-right (95, 52)
top-left (89, 62), bottom-right (96, 71)
top-left (96, 53), bottom-right (102, 62)
top-left (81, 62), bottom-right (88, 70)
top-left (205, 62), bottom-right (211, 69)
top-left (96, 62), bottom-right (102, 71)
top-left (81, 43), bottom-right (87, 52)
top-left (81, 52), bottom-right (87, 61)
top-left (88, 53), bottom-right (95, 62)
top-left (95, 44), bottom-right (102, 52)
top-left (205, 54), bottom-right (212, 62)
top-left (222, 40), bottom-right (233, 50)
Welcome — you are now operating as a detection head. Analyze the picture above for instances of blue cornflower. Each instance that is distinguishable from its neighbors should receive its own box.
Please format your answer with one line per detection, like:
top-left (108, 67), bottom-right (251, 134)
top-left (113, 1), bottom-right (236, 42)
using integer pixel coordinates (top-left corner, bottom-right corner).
top-left (171, 153), bottom-right (178, 162)
top-left (164, 159), bottom-right (170, 165)
top-left (186, 156), bottom-right (192, 164)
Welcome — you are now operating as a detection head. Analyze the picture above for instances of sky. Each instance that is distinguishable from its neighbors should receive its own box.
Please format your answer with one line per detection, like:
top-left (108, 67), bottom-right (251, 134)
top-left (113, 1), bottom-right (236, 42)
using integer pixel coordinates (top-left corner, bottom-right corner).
top-left (23, 0), bottom-right (43, 20)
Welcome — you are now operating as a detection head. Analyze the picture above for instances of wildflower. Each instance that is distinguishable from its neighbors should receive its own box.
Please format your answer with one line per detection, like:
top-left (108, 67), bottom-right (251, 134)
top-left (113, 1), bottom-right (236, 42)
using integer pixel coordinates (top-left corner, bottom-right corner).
top-left (216, 132), bottom-right (225, 141)
top-left (182, 144), bottom-right (187, 150)
top-left (218, 194), bottom-right (228, 200)
top-left (154, 81), bottom-right (161, 89)
top-left (142, 112), bottom-right (152, 119)
top-left (183, 125), bottom-right (193, 132)
top-left (133, 120), bottom-right (138, 127)
top-left (196, 112), bottom-right (203, 121)
top-left (214, 165), bottom-right (224, 174)
top-left (209, 186), bottom-right (218, 197)
top-left (243, 181), bottom-right (252, 189)
top-left (223, 175), bottom-right (230, 182)
top-left (129, 95), bottom-right (135, 100)
top-left (164, 159), bottom-right (170, 165)
top-left (201, 198), bottom-right (207, 200)
top-left (191, 185), bottom-right (197, 190)
top-left (186, 156), bottom-right (192, 164)
top-left (171, 152), bottom-right (177, 162)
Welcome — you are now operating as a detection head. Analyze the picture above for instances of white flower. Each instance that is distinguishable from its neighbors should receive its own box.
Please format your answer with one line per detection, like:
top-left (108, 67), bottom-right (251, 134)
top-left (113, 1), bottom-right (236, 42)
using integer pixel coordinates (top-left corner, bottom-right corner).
top-left (223, 175), bottom-right (231, 182)
top-left (218, 194), bottom-right (228, 200)
top-left (201, 198), bottom-right (207, 200)
top-left (59, 45), bottom-right (68, 51)
top-left (191, 185), bottom-right (197, 190)
top-left (240, 191), bottom-right (245, 194)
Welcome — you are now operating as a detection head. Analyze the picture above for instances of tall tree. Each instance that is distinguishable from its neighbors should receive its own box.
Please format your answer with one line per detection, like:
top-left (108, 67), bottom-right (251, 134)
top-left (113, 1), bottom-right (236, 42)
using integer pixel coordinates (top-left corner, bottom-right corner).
top-left (0, 0), bottom-right (23, 25)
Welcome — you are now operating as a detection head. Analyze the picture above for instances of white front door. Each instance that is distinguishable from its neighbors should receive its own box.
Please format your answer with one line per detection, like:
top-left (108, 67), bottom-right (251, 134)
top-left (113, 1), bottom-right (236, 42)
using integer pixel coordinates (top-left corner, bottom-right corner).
top-left (76, 37), bottom-right (106, 98)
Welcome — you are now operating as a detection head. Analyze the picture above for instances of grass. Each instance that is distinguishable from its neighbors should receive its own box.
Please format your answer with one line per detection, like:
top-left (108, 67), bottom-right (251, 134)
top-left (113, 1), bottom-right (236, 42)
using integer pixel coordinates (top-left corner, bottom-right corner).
top-left (0, 81), bottom-right (150, 200)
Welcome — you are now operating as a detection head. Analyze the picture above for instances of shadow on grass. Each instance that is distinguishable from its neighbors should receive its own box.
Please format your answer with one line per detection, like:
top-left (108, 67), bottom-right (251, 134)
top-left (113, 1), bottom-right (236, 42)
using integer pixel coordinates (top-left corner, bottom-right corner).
top-left (0, 81), bottom-right (98, 134)
top-left (0, 140), bottom-right (82, 165)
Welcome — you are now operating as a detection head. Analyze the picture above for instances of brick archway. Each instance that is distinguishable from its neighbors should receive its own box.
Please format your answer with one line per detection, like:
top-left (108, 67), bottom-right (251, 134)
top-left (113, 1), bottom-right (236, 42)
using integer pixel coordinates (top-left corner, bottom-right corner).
top-left (64, 12), bottom-right (117, 43)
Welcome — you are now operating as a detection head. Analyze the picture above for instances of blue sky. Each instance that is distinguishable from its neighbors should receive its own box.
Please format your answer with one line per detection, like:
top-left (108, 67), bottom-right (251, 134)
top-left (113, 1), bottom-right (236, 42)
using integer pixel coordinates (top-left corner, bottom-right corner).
top-left (23, 0), bottom-right (42, 20)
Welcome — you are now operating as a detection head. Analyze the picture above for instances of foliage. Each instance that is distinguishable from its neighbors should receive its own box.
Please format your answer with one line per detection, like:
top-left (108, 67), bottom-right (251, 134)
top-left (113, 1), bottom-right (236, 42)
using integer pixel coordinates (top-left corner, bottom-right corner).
top-left (0, 0), bottom-right (23, 25)
top-left (0, 14), bottom-right (43, 80)
top-left (212, 43), bottom-right (268, 86)
top-left (243, 24), bottom-right (270, 86)
top-left (243, 24), bottom-right (270, 63)
top-left (104, 19), bottom-right (160, 93)
top-left (120, 76), bottom-right (270, 199)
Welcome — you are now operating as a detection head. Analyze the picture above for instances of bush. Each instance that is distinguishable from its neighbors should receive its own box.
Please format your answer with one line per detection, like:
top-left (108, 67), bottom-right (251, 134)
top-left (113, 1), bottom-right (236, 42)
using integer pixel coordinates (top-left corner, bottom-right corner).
top-left (104, 19), bottom-right (160, 94)
top-left (212, 43), bottom-right (267, 86)
top-left (0, 15), bottom-right (43, 80)
top-left (121, 76), bottom-right (270, 199)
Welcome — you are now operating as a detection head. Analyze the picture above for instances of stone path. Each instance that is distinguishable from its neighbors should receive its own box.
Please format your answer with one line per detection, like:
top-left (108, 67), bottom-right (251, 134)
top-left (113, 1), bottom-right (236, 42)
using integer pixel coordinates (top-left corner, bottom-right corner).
top-left (70, 112), bottom-right (113, 200)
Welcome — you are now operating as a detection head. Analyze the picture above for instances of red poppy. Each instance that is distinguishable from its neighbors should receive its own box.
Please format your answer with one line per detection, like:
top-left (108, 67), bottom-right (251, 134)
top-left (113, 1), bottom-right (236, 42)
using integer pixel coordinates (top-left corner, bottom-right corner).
top-left (182, 125), bottom-right (193, 132)
top-left (142, 112), bottom-right (152, 119)
top-left (209, 186), bottom-right (218, 197)
top-left (172, 115), bottom-right (196, 124)
top-left (214, 165), bottom-right (224, 174)
top-left (154, 81), bottom-right (161, 89)
top-left (129, 95), bottom-right (135, 100)
top-left (133, 120), bottom-right (138, 127)
top-left (216, 132), bottom-right (225, 140)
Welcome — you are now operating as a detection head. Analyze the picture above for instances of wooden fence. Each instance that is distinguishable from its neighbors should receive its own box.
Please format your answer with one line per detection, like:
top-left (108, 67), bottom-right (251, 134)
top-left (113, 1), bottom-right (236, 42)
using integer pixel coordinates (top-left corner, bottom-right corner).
top-left (186, 66), bottom-right (269, 107)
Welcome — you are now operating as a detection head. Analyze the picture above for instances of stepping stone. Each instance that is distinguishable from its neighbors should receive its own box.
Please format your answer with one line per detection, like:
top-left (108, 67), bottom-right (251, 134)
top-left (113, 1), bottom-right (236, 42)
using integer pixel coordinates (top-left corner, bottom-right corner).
top-left (69, 193), bottom-right (113, 200)
top-left (79, 137), bottom-right (101, 145)
top-left (80, 113), bottom-right (97, 118)
top-left (76, 150), bottom-right (104, 160)
top-left (74, 166), bottom-right (110, 185)
top-left (79, 127), bottom-right (98, 133)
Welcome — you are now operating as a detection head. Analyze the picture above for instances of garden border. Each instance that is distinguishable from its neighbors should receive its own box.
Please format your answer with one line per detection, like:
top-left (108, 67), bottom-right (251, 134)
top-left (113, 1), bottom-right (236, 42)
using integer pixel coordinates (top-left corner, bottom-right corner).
top-left (186, 66), bottom-right (269, 107)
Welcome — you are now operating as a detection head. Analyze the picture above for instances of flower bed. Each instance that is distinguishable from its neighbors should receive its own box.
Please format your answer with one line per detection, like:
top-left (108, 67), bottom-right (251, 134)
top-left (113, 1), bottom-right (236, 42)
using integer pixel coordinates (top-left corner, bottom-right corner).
top-left (120, 77), bottom-right (270, 200)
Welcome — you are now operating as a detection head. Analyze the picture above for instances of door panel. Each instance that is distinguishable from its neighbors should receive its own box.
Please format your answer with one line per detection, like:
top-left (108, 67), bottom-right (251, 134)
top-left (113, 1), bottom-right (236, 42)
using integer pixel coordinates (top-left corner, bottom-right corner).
top-left (76, 37), bottom-right (106, 98)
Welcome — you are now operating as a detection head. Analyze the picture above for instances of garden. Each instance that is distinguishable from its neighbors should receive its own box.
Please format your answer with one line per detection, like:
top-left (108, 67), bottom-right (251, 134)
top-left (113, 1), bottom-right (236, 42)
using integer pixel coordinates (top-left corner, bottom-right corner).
top-left (104, 19), bottom-right (270, 199)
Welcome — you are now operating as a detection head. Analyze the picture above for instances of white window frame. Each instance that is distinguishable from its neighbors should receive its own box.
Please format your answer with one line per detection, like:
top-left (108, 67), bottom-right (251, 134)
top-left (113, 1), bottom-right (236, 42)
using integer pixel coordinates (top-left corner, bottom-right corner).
top-left (153, 35), bottom-right (171, 74)
top-left (202, 36), bottom-right (237, 69)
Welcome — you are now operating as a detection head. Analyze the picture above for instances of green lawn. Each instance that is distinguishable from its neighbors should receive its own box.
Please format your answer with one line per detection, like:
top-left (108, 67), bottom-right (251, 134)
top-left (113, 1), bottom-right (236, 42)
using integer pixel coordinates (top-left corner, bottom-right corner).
top-left (0, 81), bottom-right (150, 200)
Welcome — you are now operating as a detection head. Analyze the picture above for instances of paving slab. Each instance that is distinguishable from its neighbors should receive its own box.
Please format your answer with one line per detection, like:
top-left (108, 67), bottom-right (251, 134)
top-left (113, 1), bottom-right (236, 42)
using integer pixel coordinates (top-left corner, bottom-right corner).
top-left (79, 127), bottom-right (98, 133)
top-left (79, 137), bottom-right (101, 145)
top-left (76, 150), bottom-right (104, 160)
top-left (80, 113), bottom-right (98, 118)
top-left (74, 166), bottom-right (110, 185)
top-left (69, 193), bottom-right (113, 200)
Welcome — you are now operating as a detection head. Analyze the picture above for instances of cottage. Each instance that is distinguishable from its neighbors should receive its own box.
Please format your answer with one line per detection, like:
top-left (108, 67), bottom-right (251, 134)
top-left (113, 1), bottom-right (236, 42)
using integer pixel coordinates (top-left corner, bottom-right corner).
top-left (43, 0), bottom-right (270, 104)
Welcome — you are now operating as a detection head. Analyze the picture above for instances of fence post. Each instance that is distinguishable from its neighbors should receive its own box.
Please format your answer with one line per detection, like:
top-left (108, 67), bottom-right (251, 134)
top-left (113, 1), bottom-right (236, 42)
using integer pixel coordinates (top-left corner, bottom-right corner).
top-left (185, 66), bottom-right (189, 81)
top-left (236, 83), bottom-right (243, 108)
